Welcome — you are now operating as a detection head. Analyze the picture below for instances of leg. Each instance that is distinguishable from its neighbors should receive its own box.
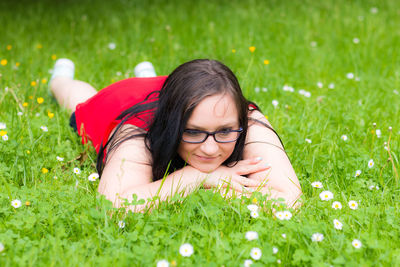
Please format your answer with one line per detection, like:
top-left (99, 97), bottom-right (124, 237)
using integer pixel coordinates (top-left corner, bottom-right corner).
top-left (50, 77), bottom-right (97, 114)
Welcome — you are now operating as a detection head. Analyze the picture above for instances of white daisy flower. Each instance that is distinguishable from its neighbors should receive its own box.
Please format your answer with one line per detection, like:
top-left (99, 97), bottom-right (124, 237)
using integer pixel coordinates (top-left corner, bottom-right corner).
top-left (283, 210), bottom-right (292, 220)
top-left (282, 233), bottom-right (286, 239)
top-left (275, 211), bottom-right (285, 220)
top-left (156, 260), bottom-right (169, 267)
top-left (0, 242), bottom-right (4, 252)
top-left (0, 122), bottom-right (6, 129)
top-left (376, 129), bottom-right (381, 138)
top-left (341, 135), bottom-right (348, 141)
top-left (56, 156), bottom-right (64, 161)
top-left (368, 159), bottom-right (374, 168)
top-left (376, 186), bottom-right (379, 190)
top-left (355, 170), bottom-right (361, 177)
top-left (250, 247), bottom-right (262, 260)
top-left (305, 138), bottom-right (312, 143)
top-left (40, 126), bottom-right (48, 132)
top-left (73, 167), bottom-right (81, 175)
top-left (352, 239), bottom-right (362, 248)
top-left (333, 219), bottom-right (343, 230)
top-left (369, 185), bottom-right (375, 190)
top-left (53, 176), bottom-right (58, 180)
top-left (328, 83), bottom-right (335, 89)
top-left (370, 7), bottom-right (378, 14)
top-left (353, 38), bottom-right (360, 44)
top-left (272, 247), bottom-right (278, 254)
top-left (262, 87), bottom-right (268, 92)
top-left (319, 190), bottom-right (334, 201)
top-left (245, 231), bottom-right (258, 241)
top-left (304, 91), bottom-right (311, 98)
top-left (346, 73), bottom-right (354, 79)
top-left (118, 220), bottom-right (125, 229)
top-left (11, 199), bottom-right (22, 208)
top-left (317, 82), bottom-right (323, 88)
top-left (332, 201), bottom-right (342, 210)
top-left (108, 42), bottom-right (116, 50)
top-left (254, 87), bottom-right (260, 93)
top-left (311, 181), bottom-right (323, 188)
top-left (311, 233), bottom-right (324, 242)
top-left (348, 200), bottom-right (358, 210)
top-left (2, 135), bottom-right (8, 141)
top-left (35, 113), bottom-right (40, 117)
top-left (283, 85), bottom-right (294, 92)
top-left (244, 259), bottom-right (253, 267)
top-left (250, 211), bottom-right (259, 218)
top-left (179, 243), bottom-right (194, 257)
top-left (272, 100), bottom-right (279, 108)
top-left (277, 259), bottom-right (281, 264)
top-left (310, 41), bottom-right (317, 47)
top-left (17, 112), bottom-right (23, 116)
top-left (88, 173), bottom-right (99, 181)
top-left (247, 204), bottom-right (258, 212)
top-left (394, 90), bottom-right (399, 95)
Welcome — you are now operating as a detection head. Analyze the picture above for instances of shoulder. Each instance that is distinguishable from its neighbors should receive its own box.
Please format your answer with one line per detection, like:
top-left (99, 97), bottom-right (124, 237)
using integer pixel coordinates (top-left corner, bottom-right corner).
top-left (98, 124), bottom-right (153, 203)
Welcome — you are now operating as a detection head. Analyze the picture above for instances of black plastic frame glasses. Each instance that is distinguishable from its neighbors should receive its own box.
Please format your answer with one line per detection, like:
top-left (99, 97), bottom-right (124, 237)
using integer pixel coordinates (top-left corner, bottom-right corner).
top-left (182, 127), bottom-right (243, 144)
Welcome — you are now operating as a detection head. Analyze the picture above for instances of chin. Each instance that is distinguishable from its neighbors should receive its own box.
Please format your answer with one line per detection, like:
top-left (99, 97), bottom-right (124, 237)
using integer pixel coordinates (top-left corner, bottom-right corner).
top-left (190, 162), bottom-right (221, 173)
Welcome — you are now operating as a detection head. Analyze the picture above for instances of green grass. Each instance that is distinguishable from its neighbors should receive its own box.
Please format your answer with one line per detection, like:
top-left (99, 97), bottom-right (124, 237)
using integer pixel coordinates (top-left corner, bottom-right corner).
top-left (1, 0), bottom-right (400, 266)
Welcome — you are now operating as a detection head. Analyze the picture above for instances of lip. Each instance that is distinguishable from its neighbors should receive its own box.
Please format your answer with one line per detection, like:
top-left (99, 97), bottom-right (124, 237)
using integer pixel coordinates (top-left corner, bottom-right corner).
top-left (195, 155), bottom-right (217, 161)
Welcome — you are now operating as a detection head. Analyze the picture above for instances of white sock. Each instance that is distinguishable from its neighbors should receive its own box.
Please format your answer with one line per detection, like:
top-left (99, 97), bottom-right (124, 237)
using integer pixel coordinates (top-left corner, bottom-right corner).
top-left (134, 61), bottom-right (156, 77)
top-left (51, 58), bottom-right (75, 81)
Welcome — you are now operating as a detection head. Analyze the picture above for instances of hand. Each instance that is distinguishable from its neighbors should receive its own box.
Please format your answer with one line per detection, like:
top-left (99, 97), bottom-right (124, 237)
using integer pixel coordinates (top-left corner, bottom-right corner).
top-left (199, 157), bottom-right (271, 193)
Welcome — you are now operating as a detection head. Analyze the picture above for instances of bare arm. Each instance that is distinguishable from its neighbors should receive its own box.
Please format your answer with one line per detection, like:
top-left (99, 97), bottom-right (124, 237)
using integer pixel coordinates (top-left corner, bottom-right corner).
top-left (98, 125), bottom-right (268, 212)
top-left (244, 109), bottom-right (302, 208)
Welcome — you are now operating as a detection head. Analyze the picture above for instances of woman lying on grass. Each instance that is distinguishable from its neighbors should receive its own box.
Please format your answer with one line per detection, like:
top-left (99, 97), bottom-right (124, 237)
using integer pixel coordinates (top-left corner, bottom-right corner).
top-left (50, 58), bottom-right (302, 211)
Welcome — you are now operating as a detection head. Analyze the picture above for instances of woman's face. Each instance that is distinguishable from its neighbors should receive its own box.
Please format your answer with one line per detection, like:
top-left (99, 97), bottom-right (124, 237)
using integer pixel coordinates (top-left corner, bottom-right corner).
top-left (177, 93), bottom-right (240, 173)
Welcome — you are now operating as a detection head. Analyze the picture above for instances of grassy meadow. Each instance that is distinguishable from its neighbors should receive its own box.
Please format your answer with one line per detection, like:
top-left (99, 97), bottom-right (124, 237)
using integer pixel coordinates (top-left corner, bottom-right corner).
top-left (1, 0), bottom-right (400, 266)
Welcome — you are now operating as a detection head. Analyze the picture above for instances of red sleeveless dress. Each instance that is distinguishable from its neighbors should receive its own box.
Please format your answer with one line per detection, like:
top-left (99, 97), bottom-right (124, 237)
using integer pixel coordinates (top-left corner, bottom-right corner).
top-left (75, 76), bottom-right (168, 153)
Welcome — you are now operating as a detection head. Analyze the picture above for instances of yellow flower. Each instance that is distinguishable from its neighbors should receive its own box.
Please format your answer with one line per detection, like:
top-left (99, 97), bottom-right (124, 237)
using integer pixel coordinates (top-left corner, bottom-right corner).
top-left (41, 78), bottom-right (47, 84)
top-left (0, 130), bottom-right (7, 136)
top-left (29, 95), bottom-right (33, 99)
top-left (265, 115), bottom-right (268, 120)
top-left (25, 201), bottom-right (31, 206)
top-left (171, 260), bottom-right (177, 266)
top-left (37, 97), bottom-right (44, 104)
top-left (232, 49), bottom-right (236, 53)
top-left (31, 81), bottom-right (37, 87)
top-left (15, 62), bottom-right (20, 67)
top-left (249, 46), bottom-right (256, 53)
top-left (36, 44), bottom-right (43, 49)
top-left (23, 102), bottom-right (28, 107)
top-left (51, 54), bottom-right (57, 60)
top-left (41, 168), bottom-right (49, 174)
top-left (1, 59), bottom-right (7, 66)
top-left (26, 150), bottom-right (31, 154)
top-left (48, 111), bottom-right (54, 119)
top-left (7, 45), bottom-right (12, 50)
top-left (264, 59), bottom-right (270, 65)
top-left (252, 198), bottom-right (258, 204)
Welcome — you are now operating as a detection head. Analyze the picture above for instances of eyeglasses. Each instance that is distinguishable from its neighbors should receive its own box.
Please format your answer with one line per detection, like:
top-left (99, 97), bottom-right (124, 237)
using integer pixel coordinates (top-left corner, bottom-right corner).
top-left (182, 127), bottom-right (243, 143)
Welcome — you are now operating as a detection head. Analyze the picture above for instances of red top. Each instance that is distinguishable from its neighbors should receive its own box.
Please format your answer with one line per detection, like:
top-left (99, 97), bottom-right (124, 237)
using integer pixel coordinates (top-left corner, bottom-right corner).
top-left (75, 76), bottom-right (168, 153)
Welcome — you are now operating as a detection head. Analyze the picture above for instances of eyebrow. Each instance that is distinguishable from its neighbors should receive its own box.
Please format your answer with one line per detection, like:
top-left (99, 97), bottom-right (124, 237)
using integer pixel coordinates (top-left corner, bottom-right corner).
top-left (185, 122), bottom-right (239, 131)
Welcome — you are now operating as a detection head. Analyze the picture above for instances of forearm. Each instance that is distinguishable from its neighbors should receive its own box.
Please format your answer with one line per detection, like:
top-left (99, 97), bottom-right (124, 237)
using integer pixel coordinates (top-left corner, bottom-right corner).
top-left (119, 166), bottom-right (203, 212)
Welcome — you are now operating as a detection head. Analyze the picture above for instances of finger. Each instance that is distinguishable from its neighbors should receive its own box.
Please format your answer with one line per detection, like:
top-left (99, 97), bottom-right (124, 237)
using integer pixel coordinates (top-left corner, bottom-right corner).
top-left (218, 178), bottom-right (244, 193)
top-left (236, 162), bottom-right (270, 176)
top-left (234, 175), bottom-right (263, 187)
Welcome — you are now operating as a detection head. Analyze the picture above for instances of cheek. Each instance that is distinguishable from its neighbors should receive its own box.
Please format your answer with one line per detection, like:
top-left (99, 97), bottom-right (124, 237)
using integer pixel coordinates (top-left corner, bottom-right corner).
top-left (177, 141), bottom-right (194, 161)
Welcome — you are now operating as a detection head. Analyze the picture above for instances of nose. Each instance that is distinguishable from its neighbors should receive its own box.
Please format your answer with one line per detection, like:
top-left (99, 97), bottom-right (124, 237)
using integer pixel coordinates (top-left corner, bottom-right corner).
top-left (200, 135), bottom-right (219, 155)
